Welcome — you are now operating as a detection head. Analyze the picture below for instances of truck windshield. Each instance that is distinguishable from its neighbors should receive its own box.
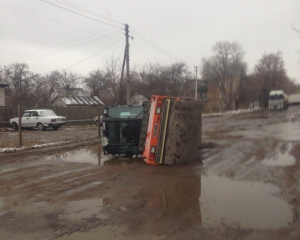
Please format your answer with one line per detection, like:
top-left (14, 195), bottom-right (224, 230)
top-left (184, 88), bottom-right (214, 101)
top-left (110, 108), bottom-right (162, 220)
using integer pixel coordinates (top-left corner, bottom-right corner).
top-left (108, 106), bottom-right (143, 119)
top-left (269, 95), bottom-right (283, 100)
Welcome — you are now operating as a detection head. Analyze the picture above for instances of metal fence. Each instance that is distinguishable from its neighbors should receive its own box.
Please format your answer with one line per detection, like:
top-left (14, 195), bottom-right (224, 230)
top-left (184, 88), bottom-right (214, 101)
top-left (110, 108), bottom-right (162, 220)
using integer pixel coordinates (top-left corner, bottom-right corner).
top-left (0, 105), bottom-right (103, 123)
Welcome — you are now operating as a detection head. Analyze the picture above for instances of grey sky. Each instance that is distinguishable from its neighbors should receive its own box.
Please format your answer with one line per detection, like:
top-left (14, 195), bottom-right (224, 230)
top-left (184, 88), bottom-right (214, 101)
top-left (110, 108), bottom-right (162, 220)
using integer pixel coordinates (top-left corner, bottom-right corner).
top-left (0, 0), bottom-right (299, 82)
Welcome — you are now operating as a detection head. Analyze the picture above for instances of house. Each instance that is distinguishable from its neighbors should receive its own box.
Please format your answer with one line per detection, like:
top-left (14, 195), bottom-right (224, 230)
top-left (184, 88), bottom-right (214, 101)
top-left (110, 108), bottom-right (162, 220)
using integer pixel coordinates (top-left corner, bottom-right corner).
top-left (0, 84), bottom-right (9, 106)
top-left (52, 87), bottom-right (104, 107)
top-left (53, 96), bottom-right (104, 107)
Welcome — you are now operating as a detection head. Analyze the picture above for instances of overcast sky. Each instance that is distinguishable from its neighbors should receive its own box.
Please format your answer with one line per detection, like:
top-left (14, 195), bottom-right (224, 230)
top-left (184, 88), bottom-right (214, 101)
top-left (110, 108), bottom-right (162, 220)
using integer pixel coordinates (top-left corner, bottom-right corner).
top-left (0, 0), bottom-right (299, 82)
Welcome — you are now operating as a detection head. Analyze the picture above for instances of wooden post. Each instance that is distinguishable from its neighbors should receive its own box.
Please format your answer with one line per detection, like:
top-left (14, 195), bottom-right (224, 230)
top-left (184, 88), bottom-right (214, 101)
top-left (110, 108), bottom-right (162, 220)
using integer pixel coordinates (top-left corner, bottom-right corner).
top-left (18, 105), bottom-right (22, 147)
top-left (98, 144), bottom-right (101, 165)
top-left (98, 105), bottom-right (101, 138)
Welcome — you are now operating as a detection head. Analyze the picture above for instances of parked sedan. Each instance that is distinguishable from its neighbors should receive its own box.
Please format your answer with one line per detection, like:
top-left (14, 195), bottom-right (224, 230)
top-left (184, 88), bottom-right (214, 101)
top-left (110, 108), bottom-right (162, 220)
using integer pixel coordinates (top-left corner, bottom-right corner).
top-left (10, 109), bottom-right (67, 131)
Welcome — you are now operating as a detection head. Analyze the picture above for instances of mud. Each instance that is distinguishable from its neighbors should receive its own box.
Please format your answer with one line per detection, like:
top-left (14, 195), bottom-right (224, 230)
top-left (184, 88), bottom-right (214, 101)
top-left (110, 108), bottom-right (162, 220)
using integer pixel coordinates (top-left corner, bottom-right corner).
top-left (1, 106), bottom-right (300, 239)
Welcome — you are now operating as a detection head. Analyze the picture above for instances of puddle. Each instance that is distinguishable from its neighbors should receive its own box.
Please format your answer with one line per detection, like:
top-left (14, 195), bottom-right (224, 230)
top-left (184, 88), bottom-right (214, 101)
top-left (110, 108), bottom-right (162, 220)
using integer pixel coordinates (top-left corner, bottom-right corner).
top-left (47, 144), bottom-right (143, 165)
top-left (200, 175), bottom-right (292, 228)
top-left (59, 199), bottom-right (110, 221)
top-left (151, 174), bottom-right (292, 229)
top-left (46, 145), bottom-right (110, 165)
top-left (262, 143), bottom-right (296, 166)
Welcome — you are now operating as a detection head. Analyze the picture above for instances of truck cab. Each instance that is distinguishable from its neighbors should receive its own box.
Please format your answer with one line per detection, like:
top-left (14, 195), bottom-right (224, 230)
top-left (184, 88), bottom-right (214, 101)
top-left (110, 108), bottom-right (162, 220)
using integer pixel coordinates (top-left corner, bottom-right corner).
top-left (102, 105), bottom-right (144, 157)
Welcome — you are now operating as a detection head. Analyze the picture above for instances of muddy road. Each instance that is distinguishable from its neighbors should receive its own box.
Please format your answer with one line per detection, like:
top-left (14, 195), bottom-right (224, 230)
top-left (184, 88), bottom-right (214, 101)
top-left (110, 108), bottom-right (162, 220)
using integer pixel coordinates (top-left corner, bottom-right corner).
top-left (0, 106), bottom-right (300, 240)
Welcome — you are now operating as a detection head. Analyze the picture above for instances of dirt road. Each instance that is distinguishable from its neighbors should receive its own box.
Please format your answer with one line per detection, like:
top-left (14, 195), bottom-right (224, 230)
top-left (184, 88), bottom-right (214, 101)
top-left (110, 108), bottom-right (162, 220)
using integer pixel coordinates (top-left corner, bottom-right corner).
top-left (0, 106), bottom-right (300, 240)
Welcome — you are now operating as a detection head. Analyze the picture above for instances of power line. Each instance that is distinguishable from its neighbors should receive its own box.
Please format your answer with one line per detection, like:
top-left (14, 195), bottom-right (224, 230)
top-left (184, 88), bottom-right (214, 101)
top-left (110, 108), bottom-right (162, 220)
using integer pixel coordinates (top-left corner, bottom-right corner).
top-left (65, 37), bottom-right (123, 70)
top-left (53, 0), bottom-right (123, 25)
top-left (2, 31), bottom-right (122, 63)
top-left (131, 27), bottom-right (178, 61)
top-left (41, 0), bottom-right (123, 29)
top-left (1, 29), bottom-right (122, 60)
top-left (0, 3), bottom-right (97, 34)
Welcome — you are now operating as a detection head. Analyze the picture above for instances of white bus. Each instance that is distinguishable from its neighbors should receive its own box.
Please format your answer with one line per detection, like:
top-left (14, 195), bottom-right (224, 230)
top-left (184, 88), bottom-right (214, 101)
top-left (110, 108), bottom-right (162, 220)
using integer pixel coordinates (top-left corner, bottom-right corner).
top-left (268, 90), bottom-right (289, 110)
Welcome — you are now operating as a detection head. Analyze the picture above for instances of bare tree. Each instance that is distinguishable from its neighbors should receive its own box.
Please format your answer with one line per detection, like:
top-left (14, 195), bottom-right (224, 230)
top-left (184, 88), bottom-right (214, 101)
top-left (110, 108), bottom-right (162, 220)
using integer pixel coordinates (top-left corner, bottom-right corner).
top-left (202, 41), bottom-right (247, 110)
top-left (103, 56), bottom-right (121, 105)
top-left (254, 52), bottom-right (287, 107)
top-left (4, 63), bottom-right (37, 106)
top-left (30, 72), bottom-right (61, 107)
top-left (139, 62), bottom-right (167, 97)
top-left (55, 70), bottom-right (81, 97)
top-left (162, 62), bottom-right (191, 96)
top-left (139, 62), bottom-right (191, 98)
top-left (84, 70), bottom-right (108, 97)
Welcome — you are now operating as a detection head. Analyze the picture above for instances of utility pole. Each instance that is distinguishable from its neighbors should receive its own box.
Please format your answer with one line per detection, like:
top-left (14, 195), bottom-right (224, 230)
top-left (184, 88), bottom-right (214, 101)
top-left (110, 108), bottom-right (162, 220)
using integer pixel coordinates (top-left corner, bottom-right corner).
top-left (125, 24), bottom-right (130, 105)
top-left (195, 66), bottom-right (198, 100)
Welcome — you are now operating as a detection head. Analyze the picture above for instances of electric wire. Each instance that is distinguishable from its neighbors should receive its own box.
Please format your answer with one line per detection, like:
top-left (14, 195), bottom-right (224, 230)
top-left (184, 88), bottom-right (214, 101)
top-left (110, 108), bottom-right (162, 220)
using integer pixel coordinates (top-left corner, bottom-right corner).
top-left (0, 3), bottom-right (97, 34)
top-left (2, 31), bottom-right (122, 63)
top-left (131, 27), bottom-right (178, 61)
top-left (53, 0), bottom-right (123, 25)
top-left (131, 45), bottom-right (159, 62)
top-left (1, 28), bottom-right (120, 58)
top-left (41, 0), bottom-right (123, 29)
top-left (1, 29), bottom-right (122, 61)
top-left (64, 37), bottom-right (123, 70)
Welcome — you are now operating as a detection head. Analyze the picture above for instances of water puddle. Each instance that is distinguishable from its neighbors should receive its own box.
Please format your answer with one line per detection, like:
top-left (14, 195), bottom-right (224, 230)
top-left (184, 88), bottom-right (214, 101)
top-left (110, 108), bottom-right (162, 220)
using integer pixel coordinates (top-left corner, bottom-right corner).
top-left (46, 145), bottom-right (109, 165)
top-left (201, 175), bottom-right (292, 228)
top-left (262, 143), bottom-right (296, 166)
top-left (151, 174), bottom-right (292, 229)
top-left (46, 144), bottom-right (143, 165)
top-left (59, 199), bottom-right (109, 221)
top-left (56, 174), bottom-right (292, 239)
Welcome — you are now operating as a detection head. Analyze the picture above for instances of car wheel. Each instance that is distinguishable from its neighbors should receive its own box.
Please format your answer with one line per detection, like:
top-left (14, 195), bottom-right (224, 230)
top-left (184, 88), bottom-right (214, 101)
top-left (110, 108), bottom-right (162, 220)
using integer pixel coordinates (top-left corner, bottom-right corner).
top-left (12, 122), bottom-right (18, 130)
top-left (38, 123), bottom-right (45, 131)
top-left (52, 126), bottom-right (59, 131)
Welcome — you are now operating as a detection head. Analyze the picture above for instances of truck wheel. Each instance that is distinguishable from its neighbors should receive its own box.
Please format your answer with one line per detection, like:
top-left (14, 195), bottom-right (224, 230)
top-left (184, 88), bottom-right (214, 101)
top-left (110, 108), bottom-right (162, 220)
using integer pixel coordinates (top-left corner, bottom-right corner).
top-left (38, 123), bottom-right (45, 131)
top-left (52, 126), bottom-right (59, 131)
top-left (12, 122), bottom-right (18, 130)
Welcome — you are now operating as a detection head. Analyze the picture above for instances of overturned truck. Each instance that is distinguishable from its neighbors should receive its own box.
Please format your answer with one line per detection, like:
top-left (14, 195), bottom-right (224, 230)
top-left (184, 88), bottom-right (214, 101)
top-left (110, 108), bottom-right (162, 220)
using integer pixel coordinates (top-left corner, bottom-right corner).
top-left (102, 95), bottom-right (202, 165)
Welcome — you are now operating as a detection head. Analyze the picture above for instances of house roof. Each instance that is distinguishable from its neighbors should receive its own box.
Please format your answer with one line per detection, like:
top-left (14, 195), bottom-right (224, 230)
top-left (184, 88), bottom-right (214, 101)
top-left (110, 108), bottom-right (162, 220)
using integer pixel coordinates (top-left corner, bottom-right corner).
top-left (61, 96), bottom-right (104, 106)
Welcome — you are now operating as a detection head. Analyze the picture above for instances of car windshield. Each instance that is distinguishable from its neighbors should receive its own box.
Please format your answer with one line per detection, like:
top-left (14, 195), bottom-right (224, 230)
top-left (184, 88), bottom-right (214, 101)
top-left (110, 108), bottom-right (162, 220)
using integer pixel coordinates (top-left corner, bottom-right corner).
top-left (41, 110), bottom-right (57, 117)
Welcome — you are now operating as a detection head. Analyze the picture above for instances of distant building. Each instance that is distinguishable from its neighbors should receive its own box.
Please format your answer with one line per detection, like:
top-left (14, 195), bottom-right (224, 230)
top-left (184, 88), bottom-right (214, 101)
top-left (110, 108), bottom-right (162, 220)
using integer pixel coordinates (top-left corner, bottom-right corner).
top-left (0, 84), bottom-right (9, 106)
top-left (52, 87), bottom-right (104, 107)
top-left (53, 96), bottom-right (104, 107)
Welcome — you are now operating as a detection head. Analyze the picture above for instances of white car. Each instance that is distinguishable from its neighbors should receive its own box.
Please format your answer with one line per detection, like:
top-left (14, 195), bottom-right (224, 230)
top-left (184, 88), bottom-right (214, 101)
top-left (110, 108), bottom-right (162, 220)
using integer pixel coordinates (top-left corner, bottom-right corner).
top-left (10, 109), bottom-right (67, 131)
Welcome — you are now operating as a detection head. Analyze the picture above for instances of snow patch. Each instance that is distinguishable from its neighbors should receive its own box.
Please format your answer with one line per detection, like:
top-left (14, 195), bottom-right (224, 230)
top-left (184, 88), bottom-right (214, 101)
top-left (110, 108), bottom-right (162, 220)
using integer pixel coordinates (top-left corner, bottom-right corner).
top-left (0, 141), bottom-right (68, 153)
top-left (203, 107), bottom-right (261, 118)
